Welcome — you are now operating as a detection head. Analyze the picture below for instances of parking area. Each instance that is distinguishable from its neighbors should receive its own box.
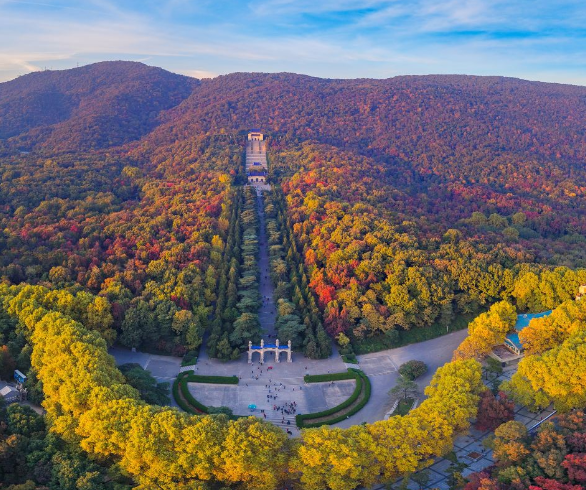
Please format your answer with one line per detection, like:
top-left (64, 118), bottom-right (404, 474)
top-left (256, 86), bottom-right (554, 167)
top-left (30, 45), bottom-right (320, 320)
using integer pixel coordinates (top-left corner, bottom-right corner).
top-left (357, 355), bottom-right (398, 376)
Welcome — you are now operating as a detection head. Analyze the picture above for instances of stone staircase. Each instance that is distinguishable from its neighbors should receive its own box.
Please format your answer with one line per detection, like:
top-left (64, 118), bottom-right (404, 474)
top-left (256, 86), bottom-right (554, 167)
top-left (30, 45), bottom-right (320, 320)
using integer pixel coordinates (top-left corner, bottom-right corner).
top-left (255, 412), bottom-right (297, 431)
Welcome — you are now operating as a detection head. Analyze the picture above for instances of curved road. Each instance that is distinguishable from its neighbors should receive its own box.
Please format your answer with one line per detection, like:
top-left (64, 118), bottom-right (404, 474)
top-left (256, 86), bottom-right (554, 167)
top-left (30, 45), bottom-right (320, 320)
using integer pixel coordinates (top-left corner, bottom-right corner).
top-left (335, 328), bottom-right (468, 428)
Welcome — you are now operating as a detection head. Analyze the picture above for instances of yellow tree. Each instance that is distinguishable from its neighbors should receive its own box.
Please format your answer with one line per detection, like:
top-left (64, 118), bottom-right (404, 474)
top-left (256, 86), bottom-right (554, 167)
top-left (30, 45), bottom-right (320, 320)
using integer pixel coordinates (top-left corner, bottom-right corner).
top-left (453, 301), bottom-right (516, 360)
top-left (220, 417), bottom-right (290, 490)
top-left (504, 331), bottom-right (586, 411)
top-left (490, 421), bottom-right (530, 465)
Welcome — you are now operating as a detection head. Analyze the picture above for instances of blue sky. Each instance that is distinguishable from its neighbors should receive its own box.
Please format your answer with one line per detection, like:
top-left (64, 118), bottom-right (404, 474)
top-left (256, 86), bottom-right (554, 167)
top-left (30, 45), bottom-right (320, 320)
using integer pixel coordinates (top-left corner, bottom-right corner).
top-left (1, 0), bottom-right (586, 84)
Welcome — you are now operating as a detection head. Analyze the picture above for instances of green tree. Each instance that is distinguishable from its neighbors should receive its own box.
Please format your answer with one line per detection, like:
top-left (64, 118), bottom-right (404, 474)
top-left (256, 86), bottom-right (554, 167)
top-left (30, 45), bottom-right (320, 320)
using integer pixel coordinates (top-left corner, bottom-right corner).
top-left (390, 377), bottom-right (418, 400)
top-left (118, 364), bottom-right (170, 405)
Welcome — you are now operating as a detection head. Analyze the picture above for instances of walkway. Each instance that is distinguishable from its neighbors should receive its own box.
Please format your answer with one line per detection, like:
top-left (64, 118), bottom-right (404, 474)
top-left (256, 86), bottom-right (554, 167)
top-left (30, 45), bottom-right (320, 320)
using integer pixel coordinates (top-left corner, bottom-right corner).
top-left (379, 367), bottom-right (555, 490)
top-left (256, 190), bottom-right (277, 339)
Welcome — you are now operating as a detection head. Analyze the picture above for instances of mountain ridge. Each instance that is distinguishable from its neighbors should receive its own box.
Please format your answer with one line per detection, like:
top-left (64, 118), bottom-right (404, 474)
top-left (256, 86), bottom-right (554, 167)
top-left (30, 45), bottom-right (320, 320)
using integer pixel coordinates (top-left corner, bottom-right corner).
top-left (3, 61), bottom-right (586, 155)
top-left (0, 61), bottom-right (198, 150)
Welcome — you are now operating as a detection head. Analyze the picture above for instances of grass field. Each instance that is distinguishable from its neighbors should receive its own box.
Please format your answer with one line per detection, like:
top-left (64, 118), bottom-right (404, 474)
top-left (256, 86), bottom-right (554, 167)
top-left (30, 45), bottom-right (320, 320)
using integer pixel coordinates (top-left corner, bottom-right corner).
top-left (393, 397), bottom-right (415, 416)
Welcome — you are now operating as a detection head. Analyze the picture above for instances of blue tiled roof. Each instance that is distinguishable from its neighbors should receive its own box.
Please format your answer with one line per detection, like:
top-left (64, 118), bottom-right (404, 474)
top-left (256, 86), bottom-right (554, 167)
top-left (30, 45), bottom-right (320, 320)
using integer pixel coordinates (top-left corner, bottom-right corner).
top-left (514, 310), bottom-right (552, 330)
top-left (505, 310), bottom-right (553, 350)
top-left (506, 332), bottom-right (522, 350)
top-left (252, 344), bottom-right (289, 349)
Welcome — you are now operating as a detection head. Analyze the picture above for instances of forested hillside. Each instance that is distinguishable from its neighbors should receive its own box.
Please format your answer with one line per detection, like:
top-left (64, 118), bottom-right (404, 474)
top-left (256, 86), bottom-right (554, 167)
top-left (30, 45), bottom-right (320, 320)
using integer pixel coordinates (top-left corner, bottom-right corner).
top-left (2, 61), bottom-right (586, 489)
top-left (0, 61), bottom-right (196, 149)
top-left (2, 62), bottom-right (586, 350)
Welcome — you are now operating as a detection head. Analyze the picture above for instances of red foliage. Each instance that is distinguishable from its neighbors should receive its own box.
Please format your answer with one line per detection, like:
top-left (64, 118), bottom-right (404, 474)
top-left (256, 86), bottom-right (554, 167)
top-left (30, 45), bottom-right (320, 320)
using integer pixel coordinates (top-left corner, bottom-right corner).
top-left (464, 472), bottom-right (497, 490)
top-left (170, 295), bottom-right (190, 310)
top-left (529, 477), bottom-right (583, 490)
top-left (566, 432), bottom-right (586, 453)
top-left (562, 454), bottom-right (586, 484)
top-left (475, 391), bottom-right (515, 432)
top-left (324, 306), bottom-right (350, 336)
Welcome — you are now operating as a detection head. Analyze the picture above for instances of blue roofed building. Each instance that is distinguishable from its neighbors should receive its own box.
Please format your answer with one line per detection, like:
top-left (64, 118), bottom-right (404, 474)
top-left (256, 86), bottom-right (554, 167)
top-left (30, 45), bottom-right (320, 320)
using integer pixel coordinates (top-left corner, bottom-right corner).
top-left (503, 310), bottom-right (553, 356)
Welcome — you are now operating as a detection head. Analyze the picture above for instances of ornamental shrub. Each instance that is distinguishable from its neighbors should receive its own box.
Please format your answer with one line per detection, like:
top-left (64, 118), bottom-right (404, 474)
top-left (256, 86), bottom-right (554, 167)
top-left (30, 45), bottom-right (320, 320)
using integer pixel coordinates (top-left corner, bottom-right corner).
top-left (398, 360), bottom-right (428, 380)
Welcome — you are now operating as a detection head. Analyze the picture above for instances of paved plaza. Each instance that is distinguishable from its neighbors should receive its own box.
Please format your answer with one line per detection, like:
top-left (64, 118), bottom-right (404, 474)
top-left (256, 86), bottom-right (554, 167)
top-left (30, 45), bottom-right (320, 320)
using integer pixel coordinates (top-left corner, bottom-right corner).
top-left (189, 371), bottom-right (355, 432)
top-left (195, 342), bottom-right (349, 426)
top-left (109, 326), bottom-right (469, 427)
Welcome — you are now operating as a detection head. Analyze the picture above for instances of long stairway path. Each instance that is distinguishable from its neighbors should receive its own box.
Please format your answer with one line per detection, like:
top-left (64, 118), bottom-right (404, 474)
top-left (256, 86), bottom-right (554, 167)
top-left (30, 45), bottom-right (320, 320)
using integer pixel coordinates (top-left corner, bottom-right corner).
top-left (257, 191), bottom-right (277, 339)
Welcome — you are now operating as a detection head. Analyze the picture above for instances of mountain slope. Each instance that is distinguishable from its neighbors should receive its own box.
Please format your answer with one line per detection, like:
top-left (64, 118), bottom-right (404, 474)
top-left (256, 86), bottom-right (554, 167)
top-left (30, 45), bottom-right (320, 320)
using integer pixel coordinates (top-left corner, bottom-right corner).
top-left (0, 61), bottom-right (198, 150)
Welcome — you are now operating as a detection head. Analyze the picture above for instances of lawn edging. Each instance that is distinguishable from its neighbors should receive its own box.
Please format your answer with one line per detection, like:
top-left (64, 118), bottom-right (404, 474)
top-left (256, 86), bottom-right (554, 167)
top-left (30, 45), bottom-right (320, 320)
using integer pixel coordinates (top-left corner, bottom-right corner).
top-left (296, 368), bottom-right (371, 428)
top-left (172, 371), bottom-right (239, 415)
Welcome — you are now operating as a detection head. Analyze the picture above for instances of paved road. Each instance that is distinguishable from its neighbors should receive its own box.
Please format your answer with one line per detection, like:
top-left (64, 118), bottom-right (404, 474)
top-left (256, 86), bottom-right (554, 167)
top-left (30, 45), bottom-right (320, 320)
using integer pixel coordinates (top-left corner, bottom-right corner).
top-left (109, 346), bottom-right (182, 408)
top-left (335, 328), bottom-right (469, 428)
top-left (256, 190), bottom-right (277, 339)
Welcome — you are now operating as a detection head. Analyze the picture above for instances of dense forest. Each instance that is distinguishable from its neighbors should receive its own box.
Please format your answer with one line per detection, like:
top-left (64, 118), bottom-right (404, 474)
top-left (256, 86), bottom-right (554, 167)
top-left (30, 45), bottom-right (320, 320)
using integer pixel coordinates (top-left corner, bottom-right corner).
top-left (2, 62), bottom-right (586, 488)
top-left (3, 63), bottom-right (586, 351)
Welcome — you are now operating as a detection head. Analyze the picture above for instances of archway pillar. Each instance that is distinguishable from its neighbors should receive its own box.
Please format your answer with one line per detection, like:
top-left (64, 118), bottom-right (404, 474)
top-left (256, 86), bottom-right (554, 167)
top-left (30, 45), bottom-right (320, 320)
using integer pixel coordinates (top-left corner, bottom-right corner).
top-left (275, 339), bottom-right (280, 363)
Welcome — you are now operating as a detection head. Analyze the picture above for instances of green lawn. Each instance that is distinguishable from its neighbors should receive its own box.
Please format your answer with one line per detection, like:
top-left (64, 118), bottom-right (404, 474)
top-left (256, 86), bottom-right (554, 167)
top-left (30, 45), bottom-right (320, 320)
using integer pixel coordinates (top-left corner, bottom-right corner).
top-left (353, 312), bottom-right (479, 355)
top-left (393, 397), bottom-right (415, 416)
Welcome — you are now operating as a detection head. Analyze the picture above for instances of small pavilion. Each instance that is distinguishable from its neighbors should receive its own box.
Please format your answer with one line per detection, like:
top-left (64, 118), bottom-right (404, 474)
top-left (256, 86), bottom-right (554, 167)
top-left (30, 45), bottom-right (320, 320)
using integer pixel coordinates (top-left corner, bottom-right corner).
top-left (248, 339), bottom-right (292, 363)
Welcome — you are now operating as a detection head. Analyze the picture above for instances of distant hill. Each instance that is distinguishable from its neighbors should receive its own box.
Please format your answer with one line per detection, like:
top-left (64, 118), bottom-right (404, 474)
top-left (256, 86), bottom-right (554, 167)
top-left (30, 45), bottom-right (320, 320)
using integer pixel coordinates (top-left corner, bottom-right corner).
top-left (4, 64), bottom-right (586, 165)
top-left (0, 61), bottom-right (197, 150)
top-left (148, 71), bottom-right (586, 179)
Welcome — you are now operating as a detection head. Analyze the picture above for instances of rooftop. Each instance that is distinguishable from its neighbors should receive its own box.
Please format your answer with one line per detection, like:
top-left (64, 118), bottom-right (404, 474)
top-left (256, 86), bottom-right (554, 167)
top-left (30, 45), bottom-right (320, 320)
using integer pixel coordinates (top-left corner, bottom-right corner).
top-left (505, 310), bottom-right (552, 350)
top-left (252, 344), bottom-right (289, 349)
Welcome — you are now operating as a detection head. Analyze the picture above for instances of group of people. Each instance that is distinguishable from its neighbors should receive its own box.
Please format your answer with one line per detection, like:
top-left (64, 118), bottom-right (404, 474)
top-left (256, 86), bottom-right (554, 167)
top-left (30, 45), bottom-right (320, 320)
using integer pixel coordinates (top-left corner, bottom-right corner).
top-left (249, 363), bottom-right (267, 382)
top-left (274, 401), bottom-right (297, 417)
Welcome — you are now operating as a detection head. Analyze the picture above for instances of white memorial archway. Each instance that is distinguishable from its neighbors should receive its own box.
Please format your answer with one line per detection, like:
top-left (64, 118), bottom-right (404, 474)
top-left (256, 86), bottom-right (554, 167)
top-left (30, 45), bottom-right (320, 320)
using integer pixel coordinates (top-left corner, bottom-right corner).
top-left (248, 339), bottom-right (292, 363)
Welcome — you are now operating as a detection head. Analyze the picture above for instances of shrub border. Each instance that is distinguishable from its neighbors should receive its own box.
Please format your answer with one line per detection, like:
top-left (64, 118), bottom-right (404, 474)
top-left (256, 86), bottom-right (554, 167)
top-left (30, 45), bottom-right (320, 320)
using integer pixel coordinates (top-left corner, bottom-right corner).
top-left (183, 374), bottom-right (239, 384)
top-left (303, 370), bottom-right (356, 383)
top-left (296, 369), bottom-right (371, 428)
top-left (172, 371), bottom-right (239, 415)
top-left (341, 353), bottom-right (358, 364)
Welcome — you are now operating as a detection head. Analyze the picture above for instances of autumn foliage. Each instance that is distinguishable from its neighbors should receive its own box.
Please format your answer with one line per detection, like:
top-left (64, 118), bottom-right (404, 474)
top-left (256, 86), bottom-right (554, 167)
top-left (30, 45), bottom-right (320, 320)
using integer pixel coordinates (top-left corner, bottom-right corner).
top-left (0, 284), bottom-right (485, 489)
top-left (468, 412), bottom-right (586, 489)
top-left (475, 390), bottom-right (515, 432)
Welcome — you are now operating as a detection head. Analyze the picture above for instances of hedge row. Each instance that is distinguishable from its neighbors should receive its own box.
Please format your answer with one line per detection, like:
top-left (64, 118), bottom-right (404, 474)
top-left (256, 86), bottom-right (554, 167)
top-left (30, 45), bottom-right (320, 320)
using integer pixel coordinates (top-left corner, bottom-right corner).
top-left (303, 370), bottom-right (357, 383)
top-left (172, 372), bottom-right (239, 415)
top-left (183, 374), bottom-right (239, 384)
top-left (172, 372), bottom-right (202, 414)
top-left (180, 378), bottom-right (210, 413)
top-left (341, 354), bottom-right (358, 364)
top-left (297, 371), bottom-right (363, 426)
top-left (301, 372), bottom-right (372, 428)
top-left (296, 369), bottom-right (371, 428)
top-left (181, 349), bottom-right (199, 367)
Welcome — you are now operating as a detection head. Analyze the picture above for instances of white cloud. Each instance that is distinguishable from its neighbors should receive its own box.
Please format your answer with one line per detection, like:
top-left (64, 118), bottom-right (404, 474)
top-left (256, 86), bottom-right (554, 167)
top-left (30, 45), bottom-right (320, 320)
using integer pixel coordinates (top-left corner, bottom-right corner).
top-left (180, 69), bottom-right (217, 79)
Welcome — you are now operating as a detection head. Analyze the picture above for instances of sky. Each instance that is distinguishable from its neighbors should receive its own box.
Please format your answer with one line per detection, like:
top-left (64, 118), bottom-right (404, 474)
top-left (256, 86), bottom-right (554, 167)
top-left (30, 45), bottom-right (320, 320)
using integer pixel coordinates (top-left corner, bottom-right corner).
top-left (1, 0), bottom-right (586, 85)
